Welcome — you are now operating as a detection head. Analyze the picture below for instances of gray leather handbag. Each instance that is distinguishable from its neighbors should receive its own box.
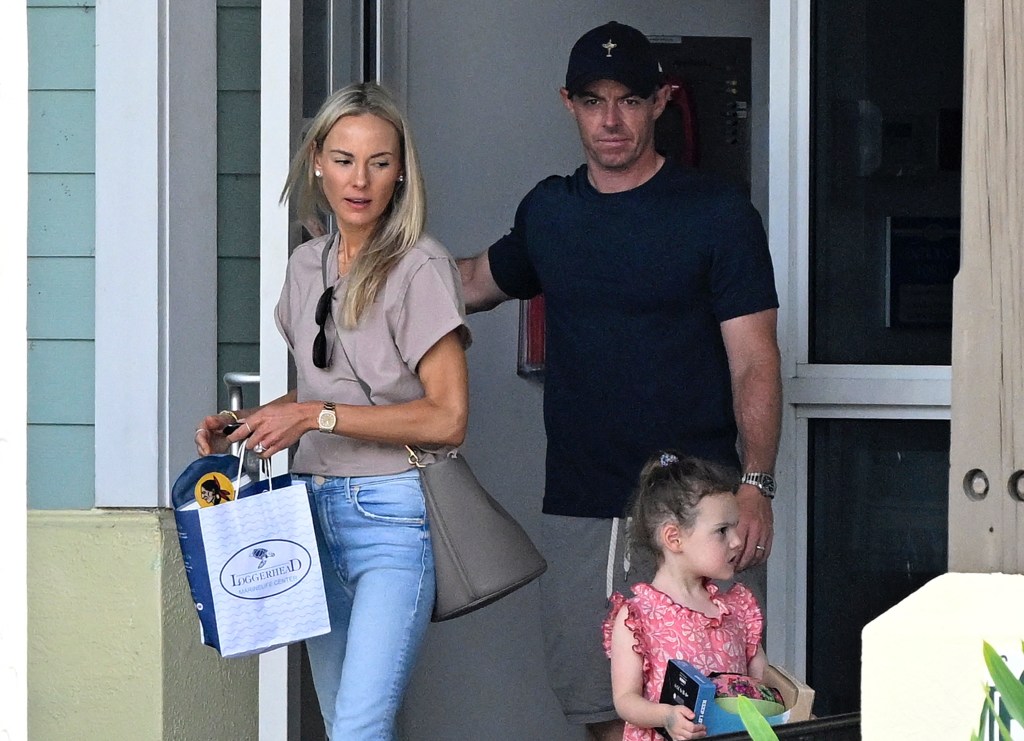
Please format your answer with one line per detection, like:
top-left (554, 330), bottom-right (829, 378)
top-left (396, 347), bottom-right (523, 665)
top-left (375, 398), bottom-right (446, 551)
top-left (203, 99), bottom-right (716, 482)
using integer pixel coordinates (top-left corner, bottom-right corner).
top-left (328, 294), bottom-right (545, 621)
top-left (407, 446), bottom-right (547, 621)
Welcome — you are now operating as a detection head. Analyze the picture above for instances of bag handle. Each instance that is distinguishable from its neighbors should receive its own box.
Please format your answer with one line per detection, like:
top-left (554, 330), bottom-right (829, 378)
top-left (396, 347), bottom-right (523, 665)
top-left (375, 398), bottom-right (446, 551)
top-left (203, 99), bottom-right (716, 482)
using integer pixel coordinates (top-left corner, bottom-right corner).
top-left (234, 453), bottom-right (274, 491)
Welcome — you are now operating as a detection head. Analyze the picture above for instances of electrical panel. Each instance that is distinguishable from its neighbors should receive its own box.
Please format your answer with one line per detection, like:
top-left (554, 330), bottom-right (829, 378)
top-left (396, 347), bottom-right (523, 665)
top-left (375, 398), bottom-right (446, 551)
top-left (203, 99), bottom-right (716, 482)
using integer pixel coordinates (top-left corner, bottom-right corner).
top-left (651, 36), bottom-right (752, 194)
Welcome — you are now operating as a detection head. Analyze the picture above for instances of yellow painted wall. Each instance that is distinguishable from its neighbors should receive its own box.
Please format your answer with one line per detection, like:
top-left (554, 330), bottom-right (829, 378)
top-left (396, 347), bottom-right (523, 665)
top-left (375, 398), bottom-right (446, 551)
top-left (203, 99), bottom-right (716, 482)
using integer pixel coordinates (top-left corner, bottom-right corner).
top-left (28, 510), bottom-right (258, 740)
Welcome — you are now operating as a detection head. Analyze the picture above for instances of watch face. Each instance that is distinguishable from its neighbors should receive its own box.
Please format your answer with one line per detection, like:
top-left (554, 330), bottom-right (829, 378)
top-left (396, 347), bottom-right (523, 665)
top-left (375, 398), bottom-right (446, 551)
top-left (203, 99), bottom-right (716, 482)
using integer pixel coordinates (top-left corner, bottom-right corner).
top-left (743, 472), bottom-right (776, 494)
top-left (319, 410), bottom-right (336, 432)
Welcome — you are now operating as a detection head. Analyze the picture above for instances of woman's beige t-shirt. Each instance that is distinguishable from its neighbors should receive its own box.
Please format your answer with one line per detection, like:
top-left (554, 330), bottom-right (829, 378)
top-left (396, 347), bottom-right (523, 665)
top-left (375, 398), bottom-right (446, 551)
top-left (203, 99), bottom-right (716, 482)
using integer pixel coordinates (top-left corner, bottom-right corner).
top-left (275, 232), bottom-right (470, 477)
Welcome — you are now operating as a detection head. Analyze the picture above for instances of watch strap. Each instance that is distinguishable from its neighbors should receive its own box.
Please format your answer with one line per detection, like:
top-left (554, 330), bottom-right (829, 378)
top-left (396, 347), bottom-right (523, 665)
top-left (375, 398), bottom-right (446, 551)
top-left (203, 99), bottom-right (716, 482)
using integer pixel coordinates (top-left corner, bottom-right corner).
top-left (740, 471), bottom-right (776, 498)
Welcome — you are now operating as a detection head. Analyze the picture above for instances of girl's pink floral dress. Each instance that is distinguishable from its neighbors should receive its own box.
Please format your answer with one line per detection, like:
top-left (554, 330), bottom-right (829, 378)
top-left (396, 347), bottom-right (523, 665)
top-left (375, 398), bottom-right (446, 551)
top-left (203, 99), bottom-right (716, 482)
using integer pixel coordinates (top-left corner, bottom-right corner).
top-left (602, 581), bottom-right (763, 741)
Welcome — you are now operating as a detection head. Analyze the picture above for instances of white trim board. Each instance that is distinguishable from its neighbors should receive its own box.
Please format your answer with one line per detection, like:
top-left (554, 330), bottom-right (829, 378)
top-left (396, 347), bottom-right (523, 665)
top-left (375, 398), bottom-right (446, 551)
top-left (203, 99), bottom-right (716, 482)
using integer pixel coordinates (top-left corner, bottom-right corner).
top-left (95, 1), bottom-right (217, 507)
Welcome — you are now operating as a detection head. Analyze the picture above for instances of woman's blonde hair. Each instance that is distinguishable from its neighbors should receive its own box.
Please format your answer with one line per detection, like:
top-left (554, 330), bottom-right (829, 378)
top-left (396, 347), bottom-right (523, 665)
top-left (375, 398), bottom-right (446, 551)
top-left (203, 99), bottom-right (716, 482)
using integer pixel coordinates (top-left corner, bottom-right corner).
top-left (280, 82), bottom-right (426, 327)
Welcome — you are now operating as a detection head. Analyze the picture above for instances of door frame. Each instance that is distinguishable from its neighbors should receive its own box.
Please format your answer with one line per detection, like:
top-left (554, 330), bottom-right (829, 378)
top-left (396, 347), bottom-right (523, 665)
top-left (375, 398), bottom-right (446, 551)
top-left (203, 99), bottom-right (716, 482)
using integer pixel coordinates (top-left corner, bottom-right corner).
top-left (258, 1), bottom-right (300, 738)
top-left (258, 2), bottom-right (380, 738)
top-left (256, 0), bottom-right (958, 730)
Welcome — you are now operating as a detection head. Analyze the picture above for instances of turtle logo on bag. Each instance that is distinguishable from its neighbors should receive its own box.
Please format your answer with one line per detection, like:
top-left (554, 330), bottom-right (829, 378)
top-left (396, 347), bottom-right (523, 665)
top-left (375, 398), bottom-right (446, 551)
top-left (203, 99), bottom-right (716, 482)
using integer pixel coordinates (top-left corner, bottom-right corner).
top-left (251, 547), bottom-right (274, 569)
top-left (219, 538), bottom-right (313, 600)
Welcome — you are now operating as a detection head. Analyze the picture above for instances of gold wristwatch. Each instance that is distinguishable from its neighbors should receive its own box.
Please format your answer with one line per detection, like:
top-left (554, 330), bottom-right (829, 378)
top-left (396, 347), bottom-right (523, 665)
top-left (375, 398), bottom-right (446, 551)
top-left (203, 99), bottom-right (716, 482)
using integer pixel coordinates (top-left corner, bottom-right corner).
top-left (317, 402), bottom-right (337, 434)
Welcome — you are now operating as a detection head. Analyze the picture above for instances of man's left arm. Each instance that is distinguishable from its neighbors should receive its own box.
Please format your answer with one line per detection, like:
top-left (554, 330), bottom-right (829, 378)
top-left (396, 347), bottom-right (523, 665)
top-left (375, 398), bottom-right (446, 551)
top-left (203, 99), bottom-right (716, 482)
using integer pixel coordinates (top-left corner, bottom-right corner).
top-left (721, 308), bottom-right (782, 570)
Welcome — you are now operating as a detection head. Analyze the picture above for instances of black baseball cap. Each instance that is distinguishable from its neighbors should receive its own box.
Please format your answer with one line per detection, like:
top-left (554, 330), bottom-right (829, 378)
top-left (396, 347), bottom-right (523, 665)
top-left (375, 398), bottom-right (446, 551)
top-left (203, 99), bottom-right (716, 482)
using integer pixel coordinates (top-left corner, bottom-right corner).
top-left (564, 21), bottom-right (662, 98)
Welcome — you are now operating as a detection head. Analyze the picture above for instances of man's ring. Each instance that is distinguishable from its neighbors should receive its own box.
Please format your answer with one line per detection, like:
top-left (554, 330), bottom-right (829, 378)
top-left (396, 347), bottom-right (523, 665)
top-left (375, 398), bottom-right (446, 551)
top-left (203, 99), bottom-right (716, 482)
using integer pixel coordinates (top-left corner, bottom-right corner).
top-left (253, 442), bottom-right (266, 454)
top-left (755, 545), bottom-right (766, 551)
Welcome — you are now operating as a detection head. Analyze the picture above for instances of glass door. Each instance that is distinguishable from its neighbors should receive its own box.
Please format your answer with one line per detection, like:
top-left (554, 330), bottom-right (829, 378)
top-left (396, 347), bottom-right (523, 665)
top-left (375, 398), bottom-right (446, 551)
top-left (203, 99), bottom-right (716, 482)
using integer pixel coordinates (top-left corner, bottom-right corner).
top-left (798, 0), bottom-right (964, 715)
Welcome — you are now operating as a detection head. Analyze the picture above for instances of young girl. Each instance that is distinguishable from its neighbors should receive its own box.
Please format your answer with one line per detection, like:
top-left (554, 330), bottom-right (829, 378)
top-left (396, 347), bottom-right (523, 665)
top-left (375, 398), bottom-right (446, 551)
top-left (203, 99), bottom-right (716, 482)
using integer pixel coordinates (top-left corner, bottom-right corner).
top-left (604, 453), bottom-right (771, 741)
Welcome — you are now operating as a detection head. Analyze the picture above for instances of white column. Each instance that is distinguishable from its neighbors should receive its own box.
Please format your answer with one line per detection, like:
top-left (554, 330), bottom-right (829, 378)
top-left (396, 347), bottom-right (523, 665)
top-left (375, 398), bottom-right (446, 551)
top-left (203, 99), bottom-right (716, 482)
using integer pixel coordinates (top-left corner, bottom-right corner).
top-left (767, 0), bottom-right (812, 676)
top-left (259, 1), bottom-right (301, 738)
top-left (95, 0), bottom-right (217, 507)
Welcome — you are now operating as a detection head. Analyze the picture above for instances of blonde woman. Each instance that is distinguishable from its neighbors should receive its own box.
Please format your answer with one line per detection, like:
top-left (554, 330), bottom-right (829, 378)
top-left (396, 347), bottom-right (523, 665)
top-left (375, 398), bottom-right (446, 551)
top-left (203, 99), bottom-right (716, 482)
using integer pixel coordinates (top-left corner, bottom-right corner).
top-left (195, 82), bottom-right (469, 740)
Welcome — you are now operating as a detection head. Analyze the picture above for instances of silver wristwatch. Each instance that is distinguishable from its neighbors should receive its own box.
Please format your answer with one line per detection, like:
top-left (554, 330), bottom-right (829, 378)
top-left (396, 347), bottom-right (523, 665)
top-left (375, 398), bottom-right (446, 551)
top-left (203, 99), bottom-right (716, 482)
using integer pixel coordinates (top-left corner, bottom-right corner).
top-left (740, 471), bottom-right (776, 498)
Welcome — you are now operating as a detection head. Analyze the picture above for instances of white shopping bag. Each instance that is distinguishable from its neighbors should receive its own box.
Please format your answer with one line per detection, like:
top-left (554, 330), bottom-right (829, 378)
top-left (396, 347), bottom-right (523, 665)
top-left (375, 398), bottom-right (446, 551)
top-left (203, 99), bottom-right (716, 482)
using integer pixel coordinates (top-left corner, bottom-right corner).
top-left (172, 455), bottom-right (331, 658)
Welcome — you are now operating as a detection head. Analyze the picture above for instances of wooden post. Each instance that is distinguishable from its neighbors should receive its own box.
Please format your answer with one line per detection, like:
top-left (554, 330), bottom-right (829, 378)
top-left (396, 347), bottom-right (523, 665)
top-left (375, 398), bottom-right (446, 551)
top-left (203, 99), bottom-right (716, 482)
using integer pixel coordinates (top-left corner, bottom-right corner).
top-left (949, 1), bottom-right (1024, 572)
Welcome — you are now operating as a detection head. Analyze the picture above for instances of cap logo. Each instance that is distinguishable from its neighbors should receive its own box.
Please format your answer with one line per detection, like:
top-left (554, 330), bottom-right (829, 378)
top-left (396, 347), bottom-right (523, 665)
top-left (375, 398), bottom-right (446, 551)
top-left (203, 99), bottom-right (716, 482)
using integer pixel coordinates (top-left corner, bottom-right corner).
top-left (602, 39), bottom-right (617, 57)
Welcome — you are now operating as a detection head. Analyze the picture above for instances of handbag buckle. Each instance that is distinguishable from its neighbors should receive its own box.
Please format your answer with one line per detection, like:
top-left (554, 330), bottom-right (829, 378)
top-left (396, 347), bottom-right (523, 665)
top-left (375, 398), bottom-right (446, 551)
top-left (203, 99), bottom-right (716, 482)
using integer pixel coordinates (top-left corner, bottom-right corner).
top-left (406, 445), bottom-right (459, 468)
top-left (406, 445), bottom-right (424, 468)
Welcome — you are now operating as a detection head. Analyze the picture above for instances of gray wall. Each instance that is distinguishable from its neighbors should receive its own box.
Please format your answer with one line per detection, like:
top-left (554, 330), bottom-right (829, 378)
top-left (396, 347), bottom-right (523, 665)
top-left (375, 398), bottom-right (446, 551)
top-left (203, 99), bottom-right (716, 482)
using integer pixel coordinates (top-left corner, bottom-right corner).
top-left (217, 1), bottom-right (262, 411)
top-left (390, 2), bottom-right (770, 737)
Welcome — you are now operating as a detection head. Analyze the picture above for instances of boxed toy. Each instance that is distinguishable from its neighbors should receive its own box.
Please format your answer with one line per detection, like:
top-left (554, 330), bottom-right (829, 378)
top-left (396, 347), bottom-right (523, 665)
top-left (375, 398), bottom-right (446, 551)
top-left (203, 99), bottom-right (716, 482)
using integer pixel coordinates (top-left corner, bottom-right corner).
top-left (657, 659), bottom-right (716, 739)
top-left (659, 661), bottom-right (814, 737)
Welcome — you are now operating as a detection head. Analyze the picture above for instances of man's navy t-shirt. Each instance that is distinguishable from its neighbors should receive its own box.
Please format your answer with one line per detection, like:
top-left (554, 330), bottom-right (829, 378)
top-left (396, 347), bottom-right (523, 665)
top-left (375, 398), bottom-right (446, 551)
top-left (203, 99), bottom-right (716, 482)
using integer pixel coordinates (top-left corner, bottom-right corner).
top-left (487, 161), bottom-right (778, 519)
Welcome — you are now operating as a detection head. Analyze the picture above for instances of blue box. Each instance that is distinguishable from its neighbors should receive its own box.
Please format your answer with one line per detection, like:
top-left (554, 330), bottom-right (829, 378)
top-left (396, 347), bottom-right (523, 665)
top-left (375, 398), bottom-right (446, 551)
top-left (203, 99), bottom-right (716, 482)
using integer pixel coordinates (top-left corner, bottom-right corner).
top-left (657, 659), bottom-right (717, 739)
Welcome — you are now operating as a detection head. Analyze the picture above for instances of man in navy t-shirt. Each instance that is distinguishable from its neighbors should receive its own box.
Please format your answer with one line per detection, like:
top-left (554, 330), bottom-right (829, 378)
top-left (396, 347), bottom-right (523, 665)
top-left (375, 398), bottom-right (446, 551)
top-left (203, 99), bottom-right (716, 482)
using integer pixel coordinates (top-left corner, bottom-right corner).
top-left (458, 21), bottom-right (782, 741)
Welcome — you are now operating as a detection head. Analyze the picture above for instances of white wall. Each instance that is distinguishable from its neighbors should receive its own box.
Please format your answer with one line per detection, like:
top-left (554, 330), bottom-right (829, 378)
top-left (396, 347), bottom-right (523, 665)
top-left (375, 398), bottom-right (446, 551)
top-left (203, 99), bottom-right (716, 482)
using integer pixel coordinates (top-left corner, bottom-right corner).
top-left (389, 3), bottom-right (770, 737)
top-left (0, 3), bottom-right (28, 737)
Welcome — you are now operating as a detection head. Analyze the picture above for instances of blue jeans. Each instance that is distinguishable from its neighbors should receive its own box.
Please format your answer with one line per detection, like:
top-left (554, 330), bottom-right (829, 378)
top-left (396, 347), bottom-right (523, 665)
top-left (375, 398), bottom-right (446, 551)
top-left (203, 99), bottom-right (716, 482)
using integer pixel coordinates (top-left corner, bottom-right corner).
top-left (301, 470), bottom-right (435, 741)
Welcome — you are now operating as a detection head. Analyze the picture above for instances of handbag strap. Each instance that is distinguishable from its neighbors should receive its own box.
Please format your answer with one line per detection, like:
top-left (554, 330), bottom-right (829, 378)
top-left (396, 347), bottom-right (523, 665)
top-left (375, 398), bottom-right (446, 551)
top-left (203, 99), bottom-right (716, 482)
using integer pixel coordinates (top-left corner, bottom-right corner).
top-left (319, 244), bottom-right (452, 464)
top-left (334, 337), bottom-right (450, 465)
top-left (321, 233), bottom-right (336, 291)
top-left (323, 250), bottom-right (377, 404)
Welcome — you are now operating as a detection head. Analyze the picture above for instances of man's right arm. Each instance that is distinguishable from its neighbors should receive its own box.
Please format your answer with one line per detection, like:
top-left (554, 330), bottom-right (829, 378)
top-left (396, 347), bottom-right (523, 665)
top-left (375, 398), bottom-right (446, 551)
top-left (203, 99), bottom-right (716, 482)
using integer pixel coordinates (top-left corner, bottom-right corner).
top-left (457, 250), bottom-right (512, 314)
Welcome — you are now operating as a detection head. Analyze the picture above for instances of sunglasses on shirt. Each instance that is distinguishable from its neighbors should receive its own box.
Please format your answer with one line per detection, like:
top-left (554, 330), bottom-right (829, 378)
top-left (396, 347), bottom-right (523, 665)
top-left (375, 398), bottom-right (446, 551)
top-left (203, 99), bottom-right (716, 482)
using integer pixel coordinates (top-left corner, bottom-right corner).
top-left (312, 286), bottom-right (334, 369)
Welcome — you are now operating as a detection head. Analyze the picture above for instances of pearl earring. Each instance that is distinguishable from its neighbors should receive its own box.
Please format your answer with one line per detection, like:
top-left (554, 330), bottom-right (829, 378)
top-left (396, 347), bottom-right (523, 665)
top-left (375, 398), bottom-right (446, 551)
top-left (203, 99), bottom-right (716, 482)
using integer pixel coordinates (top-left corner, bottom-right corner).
top-left (397, 174), bottom-right (405, 183)
top-left (314, 169), bottom-right (322, 178)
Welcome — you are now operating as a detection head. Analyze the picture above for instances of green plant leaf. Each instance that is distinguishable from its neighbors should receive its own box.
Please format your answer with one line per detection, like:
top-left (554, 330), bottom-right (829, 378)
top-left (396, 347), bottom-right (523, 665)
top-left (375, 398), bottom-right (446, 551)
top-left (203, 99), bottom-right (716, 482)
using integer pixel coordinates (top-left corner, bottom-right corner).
top-left (976, 682), bottom-right (992, 741)
top-left (736, 695), bottom-right (781, 741)
top-left (982, 689), bottom-right (1014, 740)
top-left (983, 641), bottom-right (1024, 729)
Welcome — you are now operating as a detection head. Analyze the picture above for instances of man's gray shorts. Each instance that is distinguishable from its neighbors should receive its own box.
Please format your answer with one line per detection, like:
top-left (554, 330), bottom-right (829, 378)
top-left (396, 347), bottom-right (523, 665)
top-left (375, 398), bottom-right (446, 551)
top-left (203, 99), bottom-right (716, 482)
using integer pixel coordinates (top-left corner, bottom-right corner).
top-left (537, 515), bottom-right (650, 725)
top-left (536, 514), bottom-right (767, 726)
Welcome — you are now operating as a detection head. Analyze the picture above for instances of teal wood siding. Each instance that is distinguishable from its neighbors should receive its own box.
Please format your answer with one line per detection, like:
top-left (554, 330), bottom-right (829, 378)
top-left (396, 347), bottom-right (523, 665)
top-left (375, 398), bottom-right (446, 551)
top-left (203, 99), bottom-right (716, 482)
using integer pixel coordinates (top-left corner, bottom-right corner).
top-left (27, 1), bottom-right (96, 509)
top-left (217, 1), bottom-right (261, 412)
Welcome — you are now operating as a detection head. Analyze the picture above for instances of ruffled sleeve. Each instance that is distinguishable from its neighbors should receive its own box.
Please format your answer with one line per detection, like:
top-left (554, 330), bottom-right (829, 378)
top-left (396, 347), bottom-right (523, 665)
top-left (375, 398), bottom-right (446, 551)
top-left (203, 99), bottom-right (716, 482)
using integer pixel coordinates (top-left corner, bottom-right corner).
top-left (602, 592), bottom-right (628, 657)
top-left (725, 583), bottom-right (765, 665)
top-left (603, 591), bottom-right (648, 663)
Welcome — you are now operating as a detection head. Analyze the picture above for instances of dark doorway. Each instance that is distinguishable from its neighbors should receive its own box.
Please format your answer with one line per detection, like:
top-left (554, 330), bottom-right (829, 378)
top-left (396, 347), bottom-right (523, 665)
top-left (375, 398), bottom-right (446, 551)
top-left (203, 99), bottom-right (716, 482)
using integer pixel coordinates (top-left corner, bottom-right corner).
top-left (806, 0), bottom-right (963, 716)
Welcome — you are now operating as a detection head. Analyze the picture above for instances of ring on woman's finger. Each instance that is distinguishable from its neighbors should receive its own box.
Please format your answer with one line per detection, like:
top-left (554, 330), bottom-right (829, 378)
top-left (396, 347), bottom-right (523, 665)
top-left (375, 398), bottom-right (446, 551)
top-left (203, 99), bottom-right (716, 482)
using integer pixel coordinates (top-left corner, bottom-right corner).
top-left (755, 544), bottom-right (766, 551)
top-left (244, 421), bottom-right (253, 435)
top-left (253, 442), bottom-right (266, 454)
